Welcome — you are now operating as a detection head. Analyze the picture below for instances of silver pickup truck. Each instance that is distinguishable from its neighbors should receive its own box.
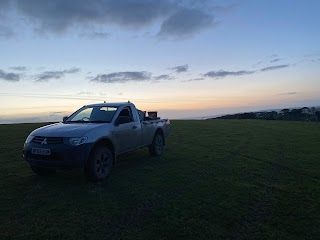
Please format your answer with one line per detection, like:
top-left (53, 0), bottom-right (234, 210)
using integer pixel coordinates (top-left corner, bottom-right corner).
top-left (23, 102), bottom-right (170, 181)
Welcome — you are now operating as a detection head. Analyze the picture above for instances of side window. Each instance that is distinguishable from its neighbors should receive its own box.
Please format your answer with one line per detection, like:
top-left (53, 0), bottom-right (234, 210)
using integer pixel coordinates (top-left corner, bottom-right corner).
top-left (118, 107), bottom-right (134, 123)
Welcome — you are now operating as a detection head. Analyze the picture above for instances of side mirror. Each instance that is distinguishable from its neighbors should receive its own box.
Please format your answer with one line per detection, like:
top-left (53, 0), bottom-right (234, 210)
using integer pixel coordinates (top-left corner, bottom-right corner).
top-left (115, 116), bottom-right (131, 125)
top-left (63, 116), bottom-right (69, 122)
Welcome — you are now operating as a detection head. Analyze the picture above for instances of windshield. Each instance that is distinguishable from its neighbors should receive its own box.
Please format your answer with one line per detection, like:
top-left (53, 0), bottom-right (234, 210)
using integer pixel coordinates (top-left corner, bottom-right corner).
top-left (65, 106), bottom-right (118, 123)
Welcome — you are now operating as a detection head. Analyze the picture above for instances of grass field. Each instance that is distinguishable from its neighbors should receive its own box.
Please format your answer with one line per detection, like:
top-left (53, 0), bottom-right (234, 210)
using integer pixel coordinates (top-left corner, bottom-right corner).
top-left (0, 120), bottom-right (320, 239)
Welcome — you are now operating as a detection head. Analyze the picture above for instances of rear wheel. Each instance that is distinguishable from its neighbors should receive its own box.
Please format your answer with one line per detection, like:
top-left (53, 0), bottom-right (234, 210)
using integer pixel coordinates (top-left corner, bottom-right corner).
top-left (31, 166), bottom-right (56, 176)
top-left (86, 145), bottom-right (113, 181)
top-left (149, 133), bottom-right (164, 157)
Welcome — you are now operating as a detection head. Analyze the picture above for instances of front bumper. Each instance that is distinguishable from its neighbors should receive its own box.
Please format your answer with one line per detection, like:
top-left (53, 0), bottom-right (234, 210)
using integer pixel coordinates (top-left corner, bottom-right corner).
top-left (23, 141), bottom-right (94, 169)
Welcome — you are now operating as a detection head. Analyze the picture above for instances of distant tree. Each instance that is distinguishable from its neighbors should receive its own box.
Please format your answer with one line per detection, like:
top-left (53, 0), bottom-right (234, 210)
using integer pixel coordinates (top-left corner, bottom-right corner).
top-left (215, 108), bottom-right (318, 122)
top-left (286, 108), bottom-right (302, 121)
top-left (315, 111), bottom-right (320, 122)
top-left (280, 108), bottom-right (290, 114)
top-left (290, 108), bottom-right (302, 113)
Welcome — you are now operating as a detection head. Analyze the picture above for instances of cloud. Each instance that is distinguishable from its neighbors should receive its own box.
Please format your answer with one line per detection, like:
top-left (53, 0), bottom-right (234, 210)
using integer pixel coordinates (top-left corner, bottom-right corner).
top-left (158, 7), bottom-right (215, 38)
top-left (2, 0), bottom-right (172, 32)
top-left (268, 54), bottom-right (278, 58)
top-left (9, 66), bottom-right (27, 71)
top-left (1, 0), bottom-right (218, 39)
top-left (79, 31), bottom-right (111, 39)
top-left (0, 69), bottom-right (20, 82)
top-left (182, 77), bottom-right (204, 82)
top-left (91, 71), bottom-right (152, 83)
top-left (204, 70), bottom-right (255, 79)
top-left (35, 67), bottom-right (80, 82)
top-left (153, 74), bottom-right (172, 80)
top-left (78, 91), bottom-right (95, 95)
top-left (0, 24), bottom-right (14, 38)
top-left (49, 111), bottom-right (65, 117)
top-left (260, 64), bottom-right (290, 72)
top-left (169, 64), bottom-right (189, 73)
top-left (270, 58), bottom-right (281, 63)
top-left (252, 61), bottom-right (263, 68)
top-left (277, 92), bottom-right (297, 95)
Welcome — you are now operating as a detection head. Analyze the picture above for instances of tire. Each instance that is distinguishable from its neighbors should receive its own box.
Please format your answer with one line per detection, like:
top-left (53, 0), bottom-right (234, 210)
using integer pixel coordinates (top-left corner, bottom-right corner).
top-left (86, 145), bottom-right (113, 181)
top-left (149, 133), bottom-right (164, 157)
top-left (31, 166), bottom-right (56, 176)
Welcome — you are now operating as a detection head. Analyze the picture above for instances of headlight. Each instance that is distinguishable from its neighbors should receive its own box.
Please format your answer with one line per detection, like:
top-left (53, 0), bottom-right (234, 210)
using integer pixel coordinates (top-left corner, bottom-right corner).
top-left (25, 135), bottom-right (34, 144)
top-left (69, 137), bottom-right (88, 146)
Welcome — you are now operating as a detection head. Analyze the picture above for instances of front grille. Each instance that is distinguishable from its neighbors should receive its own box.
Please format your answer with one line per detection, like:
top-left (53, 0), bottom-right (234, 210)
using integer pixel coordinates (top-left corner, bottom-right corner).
top-left (26, 152), bottom-right (63, 161)
top-left (32, 136), bottom-right (64, 145)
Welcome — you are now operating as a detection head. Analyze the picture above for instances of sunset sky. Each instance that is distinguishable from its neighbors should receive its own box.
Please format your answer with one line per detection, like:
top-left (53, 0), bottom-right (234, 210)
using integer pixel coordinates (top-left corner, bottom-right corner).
top-left (1, 0), bottom-right (320, 123)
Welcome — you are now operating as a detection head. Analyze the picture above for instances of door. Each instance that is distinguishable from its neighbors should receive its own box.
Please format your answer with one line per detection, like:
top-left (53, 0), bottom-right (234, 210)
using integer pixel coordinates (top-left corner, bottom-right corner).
top-left (112, 106), bottom-right (141, 153)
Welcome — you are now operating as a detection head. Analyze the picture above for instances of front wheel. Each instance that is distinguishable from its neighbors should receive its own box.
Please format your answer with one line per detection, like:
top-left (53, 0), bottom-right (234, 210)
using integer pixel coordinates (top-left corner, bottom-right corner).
top-left (149, 133), bottom-right (164, 157)
top-left (86, 145), bottom-right (113, 181)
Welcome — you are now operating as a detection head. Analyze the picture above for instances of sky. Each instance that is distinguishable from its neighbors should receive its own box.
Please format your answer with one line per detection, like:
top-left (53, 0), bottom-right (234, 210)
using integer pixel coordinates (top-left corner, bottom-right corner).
top-left (0, 0), bottom-right (320, 123)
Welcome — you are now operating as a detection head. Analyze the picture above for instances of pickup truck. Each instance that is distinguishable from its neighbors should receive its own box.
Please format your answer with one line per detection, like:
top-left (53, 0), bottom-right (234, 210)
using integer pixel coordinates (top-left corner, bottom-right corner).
top-left (23, 102), bottom-right (170, 181)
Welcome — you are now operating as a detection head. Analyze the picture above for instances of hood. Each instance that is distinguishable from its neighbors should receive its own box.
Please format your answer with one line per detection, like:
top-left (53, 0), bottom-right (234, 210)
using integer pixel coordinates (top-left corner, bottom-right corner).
top-left (31, 122), bottom-right (109, 137)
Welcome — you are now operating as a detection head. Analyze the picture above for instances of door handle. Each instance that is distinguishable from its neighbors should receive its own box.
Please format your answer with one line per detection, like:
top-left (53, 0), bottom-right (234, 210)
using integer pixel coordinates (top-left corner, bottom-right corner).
top-left (132, 125), bottom-right (137, 129)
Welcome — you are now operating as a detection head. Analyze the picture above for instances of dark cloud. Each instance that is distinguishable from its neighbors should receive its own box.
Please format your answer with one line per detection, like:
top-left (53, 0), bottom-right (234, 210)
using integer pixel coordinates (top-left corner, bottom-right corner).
top-left (204, 70), bottom-right (255, 79)
top-left (79, 31), bottom-right (111, 39)
top-left (158, 7), bottom-right (214, 38)
top-left (277, 92), bottom-right (297, 95)
top-left (35, 67), bottom-right (80, 82)
top-left (1, 0), bottom-right (218, 39)
top-left (91, 71), bottom-right (152, 83)
top-left (169, 64), bottom-right (189, 73)
top-left (9, 66), bottom-right (27, 71)
top-left (64, 68), bottom-right (80, 74)
top-left (270, 58), bottom-right (281, 63)
top-left (0, 24), bottom-right (14, 38)
top-left (35, 71), bottom-right (64, 82)
top-left (2, 0), bottom-right (172, 32)
top-left (260, 64), bottom-right (290, 72)
top-left (0, 69), bottom-right (20, 82)
top-left (153, 74), bottom-right (172, 80)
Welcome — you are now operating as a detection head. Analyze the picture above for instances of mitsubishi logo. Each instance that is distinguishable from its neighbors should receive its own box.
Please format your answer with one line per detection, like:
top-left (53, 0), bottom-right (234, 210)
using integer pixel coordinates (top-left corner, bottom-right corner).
top-left (41, 138), bottom-right (48, 145)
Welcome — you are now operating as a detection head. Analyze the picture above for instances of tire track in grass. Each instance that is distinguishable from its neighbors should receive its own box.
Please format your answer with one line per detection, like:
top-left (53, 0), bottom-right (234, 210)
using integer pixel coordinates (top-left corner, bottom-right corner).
top-left (104, 138), bottom-right (251, 240)
top-left (231, 141), bottom-right (285, 240)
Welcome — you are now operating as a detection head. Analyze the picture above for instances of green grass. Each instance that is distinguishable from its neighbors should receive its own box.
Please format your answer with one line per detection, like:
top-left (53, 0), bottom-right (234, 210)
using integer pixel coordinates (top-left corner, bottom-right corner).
top-left (0, 120), bottom-right (320, 239)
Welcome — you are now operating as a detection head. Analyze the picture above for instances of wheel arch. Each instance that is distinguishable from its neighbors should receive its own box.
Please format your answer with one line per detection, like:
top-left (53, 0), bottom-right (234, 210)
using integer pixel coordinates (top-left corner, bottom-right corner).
top-left (154, 127), bottom-right (165, 145)
top-left (89, 137), bottom-right (116, 165)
